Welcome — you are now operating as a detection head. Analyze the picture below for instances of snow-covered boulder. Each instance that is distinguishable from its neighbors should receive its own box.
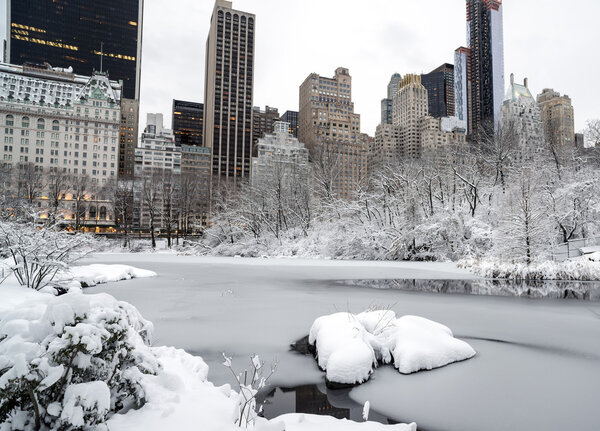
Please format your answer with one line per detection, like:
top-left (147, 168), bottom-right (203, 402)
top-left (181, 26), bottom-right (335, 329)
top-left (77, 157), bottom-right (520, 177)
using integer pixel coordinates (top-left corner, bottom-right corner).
top-left (309, 313), bottom-right (377, 385)
top-left (386, 316), bottom-right (476, 374)
top-left (308, 311), bottom-right (475, 385)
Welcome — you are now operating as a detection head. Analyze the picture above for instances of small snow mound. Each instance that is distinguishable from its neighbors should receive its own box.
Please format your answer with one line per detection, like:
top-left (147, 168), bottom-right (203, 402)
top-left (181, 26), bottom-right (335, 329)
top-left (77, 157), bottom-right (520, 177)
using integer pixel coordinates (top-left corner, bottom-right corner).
top-left (326, 338), bottom-right (375, 385)
top-left (309, 312), bottom-right (377, 384)
top-left (388, 315), bottom-right (476, 374)
top-left (309, 311), bottom-right (475, 384)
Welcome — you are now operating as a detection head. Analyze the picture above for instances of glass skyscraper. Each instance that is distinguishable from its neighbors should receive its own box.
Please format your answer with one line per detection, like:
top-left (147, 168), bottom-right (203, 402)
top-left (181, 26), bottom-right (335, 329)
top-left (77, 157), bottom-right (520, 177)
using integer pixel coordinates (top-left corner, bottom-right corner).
top-left (172, 100), bottom-right (204, 147)
top-left (421, 64), bottom-right (455, 119)
top-left (458, 0), bottom-right (504, 136)
top-left (7, 0), bottom-right (143, 100)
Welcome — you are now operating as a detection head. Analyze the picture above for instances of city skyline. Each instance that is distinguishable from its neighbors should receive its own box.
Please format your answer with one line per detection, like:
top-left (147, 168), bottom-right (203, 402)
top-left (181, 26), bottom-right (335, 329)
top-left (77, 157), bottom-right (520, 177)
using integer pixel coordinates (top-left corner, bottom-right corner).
top-left (0, 0), bottom-right (598, 136)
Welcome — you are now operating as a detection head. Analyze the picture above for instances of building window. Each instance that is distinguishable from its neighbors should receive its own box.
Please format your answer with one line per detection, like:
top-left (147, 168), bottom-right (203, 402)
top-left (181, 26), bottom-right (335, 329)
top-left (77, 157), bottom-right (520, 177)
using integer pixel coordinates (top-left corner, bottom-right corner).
top-left (37, 119), bottom-right (45, 130)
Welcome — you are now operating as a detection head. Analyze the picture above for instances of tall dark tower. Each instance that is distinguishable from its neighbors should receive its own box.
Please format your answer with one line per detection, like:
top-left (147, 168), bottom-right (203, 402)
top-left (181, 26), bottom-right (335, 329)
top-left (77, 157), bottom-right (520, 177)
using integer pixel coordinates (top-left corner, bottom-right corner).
top-left (172, 100), bottom-right (204, 147)
top-left (421, 64), bottom-right (455, 118)
top-left (7, 0), bottom-right (143, 100)
top-left (203, 0), bottom-right (255, 183)
top-left (463, 0), bottom-right (504, 135)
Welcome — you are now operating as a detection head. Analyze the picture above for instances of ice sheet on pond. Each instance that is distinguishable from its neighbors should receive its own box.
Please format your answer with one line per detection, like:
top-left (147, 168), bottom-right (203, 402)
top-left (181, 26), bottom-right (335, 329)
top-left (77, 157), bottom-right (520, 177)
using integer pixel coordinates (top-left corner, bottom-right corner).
top-left (84, 254), bottom-right (600, 431)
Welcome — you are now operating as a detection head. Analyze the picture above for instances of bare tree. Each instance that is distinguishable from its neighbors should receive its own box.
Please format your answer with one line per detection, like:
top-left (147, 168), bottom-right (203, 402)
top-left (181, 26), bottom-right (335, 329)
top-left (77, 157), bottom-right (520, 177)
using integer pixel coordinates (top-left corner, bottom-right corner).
top-left (160, 171), bottom-right (179, 248)
top-left (141, 170), bottom-right (163, 249)
top-left (112, 178), bottom-right (136, 248)
top-left (497, 170), bottom-right (549, 265)
top-left (0, 221), bottom-right (96, 290)
top-left (478, 118), bottom-right (518, 190)
top-left (46, 170), bottom-right (70, 226)
top-left (584, 119), bottom-right (600, 148)
top-left (311, 142), bottom-right (343, 203)
top-left (178, 172), bottom-right (200, 240)
top-left (17, 162), bottom-right (46, 205)
top-left (71, 174), bottom-right (90, 232)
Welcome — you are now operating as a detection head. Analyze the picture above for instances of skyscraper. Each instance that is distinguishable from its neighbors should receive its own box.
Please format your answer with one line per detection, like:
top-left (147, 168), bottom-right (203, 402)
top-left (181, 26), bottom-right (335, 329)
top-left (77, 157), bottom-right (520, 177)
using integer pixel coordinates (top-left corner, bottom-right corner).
top-left (252, 106), bottom-right (280, 150)
top-left (391, 74), bottom-right (466, 165)
top-left (500, 75), bottom-right (544, 163)
top-left (537, 88), bottom-right (575, 149)
top-left (203, 0), bottom-right (255, 183)
top-left (299, 67), bottom-right (368, 199)
top-left (454, 47), bottom-right (470, 130)
top-left (459, 0), bottom-right (504, 136)
top-left (393, 74), bottom-right (429, 159)
top-left (172, 100), bottom-right (204, 147)
top-left (280, 110), bottom-right (299, 138)
top-left (381, 73), bottom-right (402, 125)
top-left (7, 0), bottom-right (144, 101)
top-left (421, 64), bottom-right (455, 118)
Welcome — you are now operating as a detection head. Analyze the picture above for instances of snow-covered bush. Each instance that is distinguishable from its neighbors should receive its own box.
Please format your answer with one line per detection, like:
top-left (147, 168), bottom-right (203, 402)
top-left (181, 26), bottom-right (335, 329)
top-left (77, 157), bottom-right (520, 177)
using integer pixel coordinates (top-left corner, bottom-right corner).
top-left (0, 221), bottom-right (97, 291)
top-left (0, 292), bottom-right (160, 430)
top-left (461, 256), bottom-right (600, 281)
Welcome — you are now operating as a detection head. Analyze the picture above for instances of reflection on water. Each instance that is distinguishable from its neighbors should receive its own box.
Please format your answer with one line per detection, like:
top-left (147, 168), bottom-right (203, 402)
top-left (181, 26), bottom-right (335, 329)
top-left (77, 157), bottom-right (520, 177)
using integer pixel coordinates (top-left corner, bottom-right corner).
top-left (341, 279), bottom-right (600, 301)
top-left (258, 384), bottom-right (403, 426)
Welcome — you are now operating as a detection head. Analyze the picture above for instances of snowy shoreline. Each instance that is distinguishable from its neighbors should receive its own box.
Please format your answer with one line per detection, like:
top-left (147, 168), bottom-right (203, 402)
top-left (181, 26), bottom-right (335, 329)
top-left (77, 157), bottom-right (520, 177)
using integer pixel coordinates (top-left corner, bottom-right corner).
top-left (460, 255), bottom-right (600, 282)
top-left (0, 285), bottom-right (417, 431)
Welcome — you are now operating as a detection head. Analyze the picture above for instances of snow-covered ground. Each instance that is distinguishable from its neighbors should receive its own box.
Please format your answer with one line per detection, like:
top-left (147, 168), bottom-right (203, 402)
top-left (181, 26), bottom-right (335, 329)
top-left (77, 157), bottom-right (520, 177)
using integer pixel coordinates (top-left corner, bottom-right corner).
top-left (81, 254), bottom-right (600, 431)
top-left (60, 264), bottom-right (157, 287)
top-left (0, 281), bottom-right (415, 431)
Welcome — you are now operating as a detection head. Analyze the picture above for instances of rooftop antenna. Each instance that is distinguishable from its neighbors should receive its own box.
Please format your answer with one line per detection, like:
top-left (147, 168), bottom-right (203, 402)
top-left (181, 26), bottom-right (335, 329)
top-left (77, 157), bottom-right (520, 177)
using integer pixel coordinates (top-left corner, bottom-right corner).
top-left (100, 42), bottom-right (104, 73)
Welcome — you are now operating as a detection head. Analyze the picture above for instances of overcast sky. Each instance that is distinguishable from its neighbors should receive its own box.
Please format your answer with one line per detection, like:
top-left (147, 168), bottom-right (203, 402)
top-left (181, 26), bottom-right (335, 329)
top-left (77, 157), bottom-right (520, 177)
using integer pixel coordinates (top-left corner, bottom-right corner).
top-left (1, 0), bottom-right (599, 135)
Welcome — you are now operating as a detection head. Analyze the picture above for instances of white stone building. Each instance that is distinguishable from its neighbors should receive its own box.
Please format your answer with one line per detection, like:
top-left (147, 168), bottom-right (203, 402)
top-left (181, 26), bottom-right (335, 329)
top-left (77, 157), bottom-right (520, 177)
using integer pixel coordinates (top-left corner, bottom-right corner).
top-left (0, 62), bottom-right (121, 229)
top-left (252, 121), bottom-right (309, 188)
top-left (500, 74), bottom-right (545, 163)
top-left (134, 113), bottom-right (182, 232)
top-left (134, 113), bottom-right (180, 177)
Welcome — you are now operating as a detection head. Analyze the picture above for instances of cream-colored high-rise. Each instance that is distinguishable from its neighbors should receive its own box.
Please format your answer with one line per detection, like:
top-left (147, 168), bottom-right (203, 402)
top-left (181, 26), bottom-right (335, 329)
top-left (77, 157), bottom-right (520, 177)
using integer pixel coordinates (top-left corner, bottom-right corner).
top-left (537, 88), bottom-right (575, 149)
top-left (299, 67), bottom-right (368, 199)
top-left (391, 74), bottom-right (466, 166)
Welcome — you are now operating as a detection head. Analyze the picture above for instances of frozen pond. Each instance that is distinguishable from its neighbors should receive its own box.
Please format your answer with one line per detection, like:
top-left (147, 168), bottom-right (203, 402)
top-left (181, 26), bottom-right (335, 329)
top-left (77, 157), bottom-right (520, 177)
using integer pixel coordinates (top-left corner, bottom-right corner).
top-left (85, 254), bottom-right (600, 431)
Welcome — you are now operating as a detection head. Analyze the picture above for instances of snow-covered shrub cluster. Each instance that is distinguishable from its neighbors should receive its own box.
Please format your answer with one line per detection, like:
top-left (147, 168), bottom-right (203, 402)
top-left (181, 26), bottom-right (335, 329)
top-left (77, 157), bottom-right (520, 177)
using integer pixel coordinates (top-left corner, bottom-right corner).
top-left (189, 142), bottom-right (600, 269)
top-left (0, 221), bottom-right (97, 291)
top-left (0, 292), bottom-right (159, 430)
top-left (308, 311), bottom-right (475, 386)
top-left (461, 254), bottom-right (600, 281)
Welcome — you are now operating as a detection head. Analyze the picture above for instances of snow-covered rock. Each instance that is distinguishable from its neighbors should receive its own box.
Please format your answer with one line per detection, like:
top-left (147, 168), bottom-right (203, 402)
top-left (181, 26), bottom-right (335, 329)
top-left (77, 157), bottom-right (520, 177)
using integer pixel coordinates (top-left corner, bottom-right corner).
top-left (309, 311), bottom-right (475, 385)
top-left (309, 313), bottom-right (377, 385)
top-left (386, 316), bottom-right (476, 374)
